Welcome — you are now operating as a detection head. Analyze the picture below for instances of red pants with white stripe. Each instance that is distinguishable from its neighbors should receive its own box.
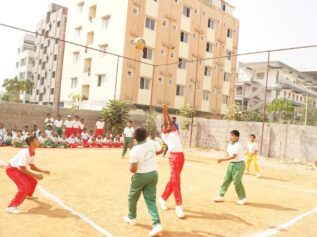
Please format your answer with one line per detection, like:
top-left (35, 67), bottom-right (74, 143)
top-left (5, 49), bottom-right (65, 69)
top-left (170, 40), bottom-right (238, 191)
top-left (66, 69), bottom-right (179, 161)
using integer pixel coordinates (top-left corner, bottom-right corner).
top-left (96, 129), bottom-right (104, 137)
top-left (161, 152), bottom-right (185, 206)
top-left (69, 143), bottom-right (79, 148)
top-left (65, 128), bottom-right (72, 138)
top-left (72, 128), bottom-right (80, 136)
top-left (6, 166), bottom-right (37, 207)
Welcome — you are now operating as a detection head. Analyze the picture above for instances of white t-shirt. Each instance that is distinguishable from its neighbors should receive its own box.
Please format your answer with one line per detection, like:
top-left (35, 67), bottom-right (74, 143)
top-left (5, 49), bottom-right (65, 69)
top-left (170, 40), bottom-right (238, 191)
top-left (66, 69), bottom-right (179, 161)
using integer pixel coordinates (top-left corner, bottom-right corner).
top-left (45, 117), bottom-right (55, 126)
top-left (247, 142), bottom-right (258, 154)
top-left (81, 132), bottom-right (89, 140)
top-left (64, 120), bottom-right (73, 128)
top-left (67, 137), bottom-right (79, 144)
top-left (79, 122), bottom-right (85, 130)
top-left (45, 130), bottom-right (53, 138)
top-left (161, 131), bottom-right (183, 152)
top-left (130, 140), bottom-right (162, 174)
top-left (38, 136), bottom-right (47, 144)
top-left (10, 148), bottom-right (35, 167)
top-left (72, 120), bottom-right (80, 129)
top-left (227, 141), bottom-right (245, 162)
top-left (0, 128), bottom-right (6, 137)
top-left (96, 121), bottom-right (105, 129)
top-left (54, 120), bottom-right (63, 128)
top-left (124, 127), bottom-right (134, 138)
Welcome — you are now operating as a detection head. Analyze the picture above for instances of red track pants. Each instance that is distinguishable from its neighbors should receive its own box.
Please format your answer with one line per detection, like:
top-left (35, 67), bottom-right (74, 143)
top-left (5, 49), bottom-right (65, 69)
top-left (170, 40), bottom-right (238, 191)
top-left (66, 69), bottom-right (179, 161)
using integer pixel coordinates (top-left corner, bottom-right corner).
top-left (161, 152), bottom-right (185, 206)
top-left (6, 166), bottom-right (37, 207)
top-left (65, 128), bottom-right (72, 138)
top-left (96, 129), bottom-right (104, 137)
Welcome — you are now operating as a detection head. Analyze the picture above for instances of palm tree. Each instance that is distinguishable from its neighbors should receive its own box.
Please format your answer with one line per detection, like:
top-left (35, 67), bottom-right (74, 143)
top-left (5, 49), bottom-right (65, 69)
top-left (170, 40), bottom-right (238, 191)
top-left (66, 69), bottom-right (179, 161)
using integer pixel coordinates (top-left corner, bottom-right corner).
top-left (100, 100), bottom-right (130, 136)
top-left (2, 77), bottom-right (34, 103)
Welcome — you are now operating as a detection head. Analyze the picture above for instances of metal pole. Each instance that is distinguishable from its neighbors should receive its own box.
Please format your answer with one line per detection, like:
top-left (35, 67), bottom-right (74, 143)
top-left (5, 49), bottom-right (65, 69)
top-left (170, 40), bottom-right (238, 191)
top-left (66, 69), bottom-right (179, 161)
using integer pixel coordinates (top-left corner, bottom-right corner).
top-left (114, 56), bottom-right (119, 100)
top-left (189, 60), bottom-right (199, 148)
top-left (260, 51), bottom-right (271, 156)
top-left (304, 94), bottom-right (308, 126)
top-left (149, 65), bottom-right (156, 110)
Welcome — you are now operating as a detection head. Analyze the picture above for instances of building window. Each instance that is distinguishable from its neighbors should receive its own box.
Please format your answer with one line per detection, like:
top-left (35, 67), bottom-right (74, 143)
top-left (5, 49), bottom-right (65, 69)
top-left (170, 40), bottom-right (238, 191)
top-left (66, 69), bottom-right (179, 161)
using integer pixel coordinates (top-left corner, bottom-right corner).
top-left (132, 7), bottom-right (139, 15)
top-left (142, 47), bottom-right (153, 60)
top-left (222, 95), bottom-right (229, 104)
top-left (97, 75), bottom-right (105, 87)
top-left (89, 5), bottom-right (97, 21)
top-left (36, 90), bottom-right (39, 95)
top-left (206, 42), bottom-right (213, 53)
top-left (203, 91), bottom-right (210, 101)
top-left (160, 49), bottom-right (165, 55)
top-left (102, 16), bottom-right (111, 29)
top-left (86, 31), bottom-right (94, 45)
top-left (71, 78), bottom-right (78, 89)
top-left (40, 77), bottom-right (44, 85)
top-left (176, 85), bottom-right (184, 96)
top-left (51, 88), bottom-right (54, 95)
top-left (158, 77), bottom-right (163, 84)
top-left (226, 50), bottom-right (232, 60)
top-left (208, 19), bottom-right (214, 29)
top-left (204, 66), bottom-right (212, 76)
top-left (170, 52), bottom-right (175, 58)
top-left (57, 21), bottom-right (61, 27)
top-left (99, 44), bottom-right (108, 57)
top-left (256, 73), bottom-right (265, 80)
top-left (145, 17), bottom-right (155, 31)
top-left (178, 58), bottom-right (186, 70)
top-left (224, 73), bottom-right (231, 82)
top-left (127, 70), bottom-right (133, 78)
top-left (222, 3), bottom-right (226, 12)
top-left (54, 54), bottom-right (57, 61)
top-left (140, 77), bottom-right (150, 90)
top-left (27, 72), bottom-right (32, 79)
top-left (39, 93), bottom-right (43, 102)
top-left (227, 29), bottom-right (233, 38)
top-left (52, 71), bottom-right (56, 78)
top-left (77, 2), bottom-right (84, 14)
top-left (162, 20), bottom-right (168, 27)
top-left (180, 31), bottom-right (189, 43)
top-left (19, 72), bottom-right (25, 80)
top-left (73, 52), bottom-right (79, 63)
top-left (41, 62), bottom-right (46, 70)
top-left (183, 6), bottom-right (190, 18)
top-left (75, 27), bottom-right (82, 38)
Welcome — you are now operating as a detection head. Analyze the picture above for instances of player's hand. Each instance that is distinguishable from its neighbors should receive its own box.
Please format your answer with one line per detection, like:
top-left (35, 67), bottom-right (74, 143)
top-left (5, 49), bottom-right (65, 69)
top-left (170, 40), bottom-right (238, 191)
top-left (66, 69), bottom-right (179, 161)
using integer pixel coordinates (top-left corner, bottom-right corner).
top-left (35, 174), bottom-right (44, 180)
top-left (43, 170), bottom-right (50, 175)
top-left (217, 159), bottom-right (223, 164)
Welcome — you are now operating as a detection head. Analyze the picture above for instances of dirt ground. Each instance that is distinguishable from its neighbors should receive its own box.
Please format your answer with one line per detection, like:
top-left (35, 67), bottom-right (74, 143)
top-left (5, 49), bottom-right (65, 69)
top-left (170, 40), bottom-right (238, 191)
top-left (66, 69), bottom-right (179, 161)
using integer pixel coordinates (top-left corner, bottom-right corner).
top-left (0, 147), bottom-right (316, 237)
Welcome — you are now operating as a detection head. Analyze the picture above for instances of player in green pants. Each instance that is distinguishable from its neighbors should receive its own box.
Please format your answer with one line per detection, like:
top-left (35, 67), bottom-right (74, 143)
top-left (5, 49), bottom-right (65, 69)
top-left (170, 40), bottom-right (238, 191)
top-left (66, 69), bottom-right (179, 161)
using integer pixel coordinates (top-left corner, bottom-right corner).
top-left (121, 120), bottom-right (134, 159)
top-left (123, 127), bottom-right (164, 237)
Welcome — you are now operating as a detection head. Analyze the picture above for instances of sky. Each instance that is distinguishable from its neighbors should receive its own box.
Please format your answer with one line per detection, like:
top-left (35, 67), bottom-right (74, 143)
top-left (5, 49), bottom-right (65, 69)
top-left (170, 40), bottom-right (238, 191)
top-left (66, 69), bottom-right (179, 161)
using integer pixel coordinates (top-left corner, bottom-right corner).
top-left (0, 0), bottom-right (317, 90)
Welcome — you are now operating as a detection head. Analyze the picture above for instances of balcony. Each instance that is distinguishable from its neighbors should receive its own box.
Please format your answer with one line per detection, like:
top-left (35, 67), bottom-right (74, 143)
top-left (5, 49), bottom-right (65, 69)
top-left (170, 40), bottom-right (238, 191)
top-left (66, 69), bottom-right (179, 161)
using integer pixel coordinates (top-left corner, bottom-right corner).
top-left (279, 78), bottom-right (317, 97)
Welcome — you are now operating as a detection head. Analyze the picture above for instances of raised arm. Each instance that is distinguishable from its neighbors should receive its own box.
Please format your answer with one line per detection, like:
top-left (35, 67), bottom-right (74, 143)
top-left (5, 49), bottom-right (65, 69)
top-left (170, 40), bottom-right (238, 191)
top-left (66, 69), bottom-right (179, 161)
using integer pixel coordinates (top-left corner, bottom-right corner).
top-left (162, 105), bottom-right (176, 132)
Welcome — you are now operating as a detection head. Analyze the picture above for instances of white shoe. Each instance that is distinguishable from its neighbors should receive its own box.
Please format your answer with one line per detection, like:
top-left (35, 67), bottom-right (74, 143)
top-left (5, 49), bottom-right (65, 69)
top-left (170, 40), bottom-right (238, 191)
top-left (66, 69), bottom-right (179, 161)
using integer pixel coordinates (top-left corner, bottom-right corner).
top-left (5, 207), bottom-right (21, 214)
top-left (257, 173), bottom-right (261, 178)
top-left (149, 224), bottom-right (163, 237)
top-left (236, 198), bottom-right (248, 205)
top-left (175, 205), bottom-right (185, 219)
top-left (123, 216), bottom-right (137, 225)
top-left (159, 197), bottom-right (168, 210)
top-left (26, 195), bottom-right (39, 200)
top-left (214, 195), bottom-right (224, 202)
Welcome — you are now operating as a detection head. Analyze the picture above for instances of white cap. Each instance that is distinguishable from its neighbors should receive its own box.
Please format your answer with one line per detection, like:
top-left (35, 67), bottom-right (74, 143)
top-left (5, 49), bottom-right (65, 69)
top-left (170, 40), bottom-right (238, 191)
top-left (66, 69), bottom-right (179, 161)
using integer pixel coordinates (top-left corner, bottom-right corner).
top-left (67, 115), bottom-right (71, 118)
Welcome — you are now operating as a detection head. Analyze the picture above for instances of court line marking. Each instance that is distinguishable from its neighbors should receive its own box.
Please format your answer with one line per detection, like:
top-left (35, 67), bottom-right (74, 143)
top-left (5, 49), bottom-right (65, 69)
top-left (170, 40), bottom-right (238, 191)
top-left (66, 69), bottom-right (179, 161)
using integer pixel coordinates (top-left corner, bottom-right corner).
top-left (253, 206), bottom-right (317, 237)
top-left (185, 163), bottom-right (317, 195)
top-left (0, 160), bottom-right (113, 237)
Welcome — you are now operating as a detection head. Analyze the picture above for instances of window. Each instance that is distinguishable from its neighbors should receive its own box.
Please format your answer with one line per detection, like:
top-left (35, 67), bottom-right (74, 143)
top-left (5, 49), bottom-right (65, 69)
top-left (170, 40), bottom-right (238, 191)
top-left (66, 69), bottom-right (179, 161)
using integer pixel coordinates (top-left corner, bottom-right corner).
top-left (97, 75), bottom-right (105, 87)
top-left (256, 73), bottom-right (265, 80)
top-left (20, 58), bottom-right (26, 66)
top-left (226, 50), bottom-right (232, 60)
top-left (162, 20), bottom-right (168, 27)
top-left (102, 16), bottom-right (111, 29)
top-left (183, 6), bottom-right (190, 18)
top-left (237, 87), bottom-right (243, 95)
top-left (41, 62), bottom-right (46, 70)
top-left (224, 73), bottom-right (231, 82)
top-left (145, 17), bottom-right (155, 31)
top-left (19, 72), bottom-right (25, 80)
top-left (170, 52), bottom-right (175, 58)
top-left (222, 95), bottom-right (229, 104)
top-left (51, 88), bottom-right (54, 95)
top-left (40, 77), bottom-right (44, 85)
top-left (132, 7), bottom-right (139, 15)
top-left (89, 5), bottom-right (97, 21)
top-left (73, 52), bottom-right (79, 63)
top-left (206, 42), bottom-right (213, 53)
top-left (127, 70), bottom-right (133, 78)
top-left (180, 31), bottom-right (189, 43)
top-left (77, 2), bottom-right (84, 14)
top-left (227, 29), bottom-right (233, 38)
top-left (221, 3), bottom-right (226, 12)
top-left (203, 91), bottom-right (210, 101)
top-left (140, 77), bottom-right (150, 90)
top-left (36, 90), bottom-right (39, 95)
top-left (75, 27), bottom-right (82, 38)
top-left (158, 77), bottom-right (163, 84)
top-left (86, 31), bottom-right (94, 45)
top-left (54, 54), bottom-right (57, 61)
top-left (204, 66), bottom-right (212, 76)
top-left (208, 19), bottom-right (214, 29)
top-left (57, 21), bottom-right (61, 27)
top-left (71, 78), bottom-right (77, 89)
top-left (168, 80), bottom-right (173, 86)
top-left (39, 93), bottom-right (43, 102)
top-left (142, 47), bottom-right (153, 60)
top-left (176, 85), bottom-right (184, 96)
top-left (160, 49), bottom-right (165, 55)
top-left (99, 44), bottom-right (108, 57)
top-left (52, 71), bottom-right (56, 78)
top-left (178, 58), bottom-right (186, 70)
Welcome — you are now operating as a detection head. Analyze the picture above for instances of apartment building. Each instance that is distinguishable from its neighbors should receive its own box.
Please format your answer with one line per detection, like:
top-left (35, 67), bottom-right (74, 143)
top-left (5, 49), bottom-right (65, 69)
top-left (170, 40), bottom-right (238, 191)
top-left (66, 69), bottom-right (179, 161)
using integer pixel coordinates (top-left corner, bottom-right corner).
top-left (61, 0), bottom-right (239, 115)
top-left (30, 3), bottom-right (67, 106)
top-left (235, 61), bottom-right (317, 112)
top-left (15, 34), bottom-right (36, 103)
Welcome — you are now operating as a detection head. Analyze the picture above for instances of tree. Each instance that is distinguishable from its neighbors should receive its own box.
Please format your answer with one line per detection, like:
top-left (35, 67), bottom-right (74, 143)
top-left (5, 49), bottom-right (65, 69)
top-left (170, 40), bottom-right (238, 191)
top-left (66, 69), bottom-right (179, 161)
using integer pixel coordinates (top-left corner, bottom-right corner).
top-left (1, 77), bottom-right (34, 103)
top-left (224, 103), bottom-right (242, 121)
top-left (178, 105), bottom-right (196, 131)
top-left (298, 97), bottom-right (317, 126)
top-left (144, 110), bottom-right (157, 137)
top-left (268, 99), bottom-right (294, 122)
top-left (100, 100), bottom-right (130, 136)
top-left (68, 93), bottom-right (82, 114)
top-left (242, 111), bottom-right (264, 122)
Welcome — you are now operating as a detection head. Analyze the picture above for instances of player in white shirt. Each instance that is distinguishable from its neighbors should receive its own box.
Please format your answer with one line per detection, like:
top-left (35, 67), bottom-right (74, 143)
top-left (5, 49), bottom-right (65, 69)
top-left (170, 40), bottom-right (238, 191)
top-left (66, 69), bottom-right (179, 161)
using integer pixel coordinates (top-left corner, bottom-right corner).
top-left (95, 117), bottom-right (105, 137)
top-left (67, 134), bottom-right (80, 148)
top-left (121, 120), bottom-right (135, 159)
top-left (0, 123), bottom-right (7, 139)
top-left (214, 130), bottom-right (247, 205)
top-left (5, 136), bottom-right (50, 214)
top-left (246, 134), bottom-right (260, 177)
top-left (79, 118), bottom-right (85, 134)
top-left (54, 114), bottom-right (63, 136)
top-left (123, 127), bottom-right (164, 237)
top-left (81, 128), bottom-right (90, 147)
top-left (44, 113), bottom-right (54, 128)
top-left (64, 115), bottom-right (73, 138)
top-left (45, 125), bottom-right (54, 139)
top-left (72, 115), bottom-right (81, 136)
top-left (159, 105), bottom-right (186, 219)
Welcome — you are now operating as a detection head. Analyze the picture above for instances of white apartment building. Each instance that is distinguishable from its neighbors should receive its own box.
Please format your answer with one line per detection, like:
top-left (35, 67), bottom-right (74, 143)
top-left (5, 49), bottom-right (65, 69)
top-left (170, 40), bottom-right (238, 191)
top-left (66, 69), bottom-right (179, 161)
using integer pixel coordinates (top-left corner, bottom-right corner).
top-left (235, 61), bottom-right (317, 112)
top-left (15, 34), bottom-right (36, 103)
top-left (30, 3), bottom-right (67, 106)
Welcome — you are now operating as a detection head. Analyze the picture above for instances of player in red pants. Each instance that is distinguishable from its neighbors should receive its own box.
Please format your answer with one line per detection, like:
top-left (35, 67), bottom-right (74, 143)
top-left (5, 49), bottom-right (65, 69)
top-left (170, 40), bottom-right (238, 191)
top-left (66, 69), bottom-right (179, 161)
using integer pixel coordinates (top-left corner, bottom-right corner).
top-left (159, 105), bottom-right (185, 219)
top-left (5, 135), bottom-right (50, 214)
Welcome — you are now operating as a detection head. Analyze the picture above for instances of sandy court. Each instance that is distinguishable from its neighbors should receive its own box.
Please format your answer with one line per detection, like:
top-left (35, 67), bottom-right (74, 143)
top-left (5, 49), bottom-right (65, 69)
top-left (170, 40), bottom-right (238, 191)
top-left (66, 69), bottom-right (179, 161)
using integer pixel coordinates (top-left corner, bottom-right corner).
top-left (0, 147), bottom-right (317, 237)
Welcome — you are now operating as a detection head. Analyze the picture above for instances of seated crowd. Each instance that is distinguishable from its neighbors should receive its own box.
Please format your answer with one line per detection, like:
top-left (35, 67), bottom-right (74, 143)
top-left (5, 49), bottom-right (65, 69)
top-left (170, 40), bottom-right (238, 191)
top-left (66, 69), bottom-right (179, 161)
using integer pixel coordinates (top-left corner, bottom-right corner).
top-left (0, 114), bottom-right (124, 149)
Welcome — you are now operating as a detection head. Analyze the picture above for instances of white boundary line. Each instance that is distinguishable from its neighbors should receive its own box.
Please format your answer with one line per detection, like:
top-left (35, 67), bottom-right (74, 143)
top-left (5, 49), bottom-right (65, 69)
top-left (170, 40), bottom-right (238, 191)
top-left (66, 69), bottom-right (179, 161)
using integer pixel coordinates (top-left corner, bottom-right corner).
top-left (253, 206), bottom-right (317, 237)
top-left (0, 160), bottom-right (113, 237)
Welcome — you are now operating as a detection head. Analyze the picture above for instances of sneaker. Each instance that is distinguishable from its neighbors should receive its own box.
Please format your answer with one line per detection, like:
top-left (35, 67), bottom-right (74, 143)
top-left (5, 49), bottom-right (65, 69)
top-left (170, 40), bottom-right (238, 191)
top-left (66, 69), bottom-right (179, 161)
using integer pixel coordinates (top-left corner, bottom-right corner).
top-left (149, 224), bottom-right (163, 237)
top-left (5, 207), bottom-right (21, 214)
top-left (257, 173), bottom-right (261, 178)
top-left (175, 205), bottom-right (185, 219)
top-left (214, 195), bottom-right (224, 203)
top-left (26, 195), bottom-right (39, 200)
top-left (159, 197), bottom-right (168, 210)
top-left (123, 216), bottom-right (137, 225)
top-left (236, 198), bottom-right (248, 205)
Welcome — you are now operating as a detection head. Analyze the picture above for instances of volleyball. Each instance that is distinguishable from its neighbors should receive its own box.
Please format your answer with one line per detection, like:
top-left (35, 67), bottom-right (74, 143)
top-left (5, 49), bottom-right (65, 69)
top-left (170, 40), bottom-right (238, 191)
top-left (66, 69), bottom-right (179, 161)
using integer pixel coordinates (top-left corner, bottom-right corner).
top-left (133, 37), bottom-right (146, 50)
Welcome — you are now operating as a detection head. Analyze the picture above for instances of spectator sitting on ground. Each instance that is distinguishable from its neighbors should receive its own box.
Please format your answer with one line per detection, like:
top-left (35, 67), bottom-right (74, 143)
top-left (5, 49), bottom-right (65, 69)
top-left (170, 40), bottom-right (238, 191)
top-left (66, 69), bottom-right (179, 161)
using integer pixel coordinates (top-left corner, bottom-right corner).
top-left (12, 130), bottom-right (26, 147)
top-left (45, 125), bottom-right (54, 139)
top-left (3, 132), bottom-right (12, 146)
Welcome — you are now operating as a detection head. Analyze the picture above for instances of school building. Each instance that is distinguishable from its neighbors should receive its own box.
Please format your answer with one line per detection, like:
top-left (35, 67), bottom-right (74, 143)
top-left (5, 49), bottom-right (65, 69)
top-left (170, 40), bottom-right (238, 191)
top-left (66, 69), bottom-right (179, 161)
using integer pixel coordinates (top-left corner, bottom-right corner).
top-left (60, 0), bottom-right (239, 116)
